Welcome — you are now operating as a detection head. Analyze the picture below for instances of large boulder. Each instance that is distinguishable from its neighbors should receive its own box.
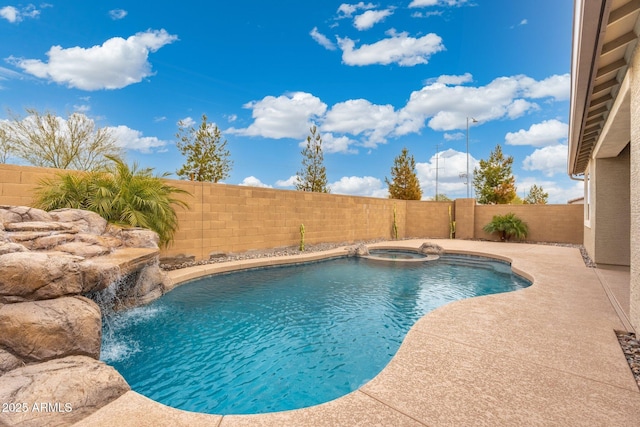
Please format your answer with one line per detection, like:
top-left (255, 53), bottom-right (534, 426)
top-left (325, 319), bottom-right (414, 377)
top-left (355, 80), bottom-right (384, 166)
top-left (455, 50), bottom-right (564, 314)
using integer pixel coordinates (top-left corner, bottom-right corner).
top-left (0, 296), bottom-right (101, 362)
top-left (0, 242), bottom-right (27, 256)
top-left (419, 241), bottom-right (444, 256)
top-left (20, 233), bottom-right (77, 251)
top-left (0, 348), bottom-right (22, 375)
top-left (0, 206), bottom-right (53, 223)
top-left (78, 259), bottom-right (122, 294)
top-left (49, 208), bottom-right (108, 235)
top-left (348, 243), bottom-right (370, 257)
top-left (120, 262), bottom-right (166, 306)
top-left (0, 356), bottom-right (130, 427)
top-left (106, 225), bottom-right (159, 249)
top-left (0, 252), bottom-right (83, 303)
top-left (54, 241), bottom-right (111, 258)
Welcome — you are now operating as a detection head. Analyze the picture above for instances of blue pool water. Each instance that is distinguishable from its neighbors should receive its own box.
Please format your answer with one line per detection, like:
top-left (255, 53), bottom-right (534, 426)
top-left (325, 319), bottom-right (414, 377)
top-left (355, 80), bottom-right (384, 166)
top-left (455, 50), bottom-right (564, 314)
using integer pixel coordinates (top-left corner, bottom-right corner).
top-left (101, 255), bottom-right (529, 415)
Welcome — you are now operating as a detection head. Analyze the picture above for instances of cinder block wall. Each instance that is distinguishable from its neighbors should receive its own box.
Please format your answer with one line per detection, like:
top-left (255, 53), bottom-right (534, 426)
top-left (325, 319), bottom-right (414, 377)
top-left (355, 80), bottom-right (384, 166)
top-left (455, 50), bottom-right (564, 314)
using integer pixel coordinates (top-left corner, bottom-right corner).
top-left (405, 200), bottom-right (452, 239)
top-left (475, 204), bottom-right (584, 244)
top-left (0, 164), bottom-right (585, 260)
top-left (0, 163), bottom-right (57, 206)
top-left (166, 179), bottom-right (414, 260)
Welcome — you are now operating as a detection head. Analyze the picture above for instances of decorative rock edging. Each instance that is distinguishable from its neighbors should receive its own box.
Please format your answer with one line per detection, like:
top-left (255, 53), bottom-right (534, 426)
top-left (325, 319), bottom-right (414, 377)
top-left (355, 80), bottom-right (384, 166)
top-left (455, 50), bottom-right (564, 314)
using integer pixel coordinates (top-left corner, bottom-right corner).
top-left (616, 330), bottom-right (640, 389)
top-left (0, 205), bottom-right (168, 427)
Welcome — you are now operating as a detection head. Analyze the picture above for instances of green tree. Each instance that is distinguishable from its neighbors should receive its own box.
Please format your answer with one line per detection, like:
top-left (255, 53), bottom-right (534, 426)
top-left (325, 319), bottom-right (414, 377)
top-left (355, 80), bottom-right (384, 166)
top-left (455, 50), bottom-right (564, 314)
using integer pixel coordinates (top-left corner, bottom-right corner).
top-left (35, 156), bottom-right (190, 247)
top-left (433, 193), bottom-right (451, 201)
top-left (385, 147), bottom-right (422, 200)
top-left (524, 184), bottom-right (549, 204)
top-left (176, 114), bottom-right (232, 182)
top-left (473, 144), bottom-right (516, 204)
top-left (1, 109), bottom-right (123, 170)
top-left (296, 125), bottom-right (330, 193)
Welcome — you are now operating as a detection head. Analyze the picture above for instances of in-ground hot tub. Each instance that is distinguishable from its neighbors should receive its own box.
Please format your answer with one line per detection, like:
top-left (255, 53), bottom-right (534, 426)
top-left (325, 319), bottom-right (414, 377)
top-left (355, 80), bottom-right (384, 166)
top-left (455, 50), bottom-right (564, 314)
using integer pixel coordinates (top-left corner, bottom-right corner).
top-left (363, 248), bottom-right (439, 262)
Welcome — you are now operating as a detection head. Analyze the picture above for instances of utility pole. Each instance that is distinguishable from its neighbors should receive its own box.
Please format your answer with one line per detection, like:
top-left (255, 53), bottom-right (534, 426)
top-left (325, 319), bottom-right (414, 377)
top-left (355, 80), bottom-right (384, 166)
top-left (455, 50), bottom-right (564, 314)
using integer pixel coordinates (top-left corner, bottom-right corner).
top-left (432, 143), bottom-right (444, 200)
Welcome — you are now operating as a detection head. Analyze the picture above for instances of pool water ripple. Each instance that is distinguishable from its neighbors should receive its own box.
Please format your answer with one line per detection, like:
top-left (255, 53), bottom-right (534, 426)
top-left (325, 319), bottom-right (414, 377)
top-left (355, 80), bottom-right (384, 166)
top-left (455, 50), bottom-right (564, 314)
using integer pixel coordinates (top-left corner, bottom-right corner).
top-left (102, 255), bottom-right (529, 415)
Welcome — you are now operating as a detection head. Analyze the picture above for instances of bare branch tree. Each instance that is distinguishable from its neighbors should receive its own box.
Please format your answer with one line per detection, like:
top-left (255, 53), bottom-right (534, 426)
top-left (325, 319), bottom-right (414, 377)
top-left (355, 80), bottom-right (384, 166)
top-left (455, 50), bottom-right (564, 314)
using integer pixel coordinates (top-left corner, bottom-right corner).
top-left (1, 109), bottom-right (123, 170)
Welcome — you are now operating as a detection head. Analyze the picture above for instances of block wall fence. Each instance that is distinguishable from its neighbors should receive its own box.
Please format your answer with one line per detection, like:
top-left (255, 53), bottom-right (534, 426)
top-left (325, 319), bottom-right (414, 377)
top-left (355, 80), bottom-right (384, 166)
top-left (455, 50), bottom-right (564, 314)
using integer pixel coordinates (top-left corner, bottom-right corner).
top-left (0, 164), bottom-right (584, 260)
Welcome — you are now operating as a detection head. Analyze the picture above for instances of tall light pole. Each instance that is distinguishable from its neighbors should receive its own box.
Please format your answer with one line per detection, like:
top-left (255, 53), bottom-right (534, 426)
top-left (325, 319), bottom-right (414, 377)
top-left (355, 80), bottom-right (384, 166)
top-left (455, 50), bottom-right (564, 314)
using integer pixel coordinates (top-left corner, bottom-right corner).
top-left (465, 116), bottom-right (478, 198)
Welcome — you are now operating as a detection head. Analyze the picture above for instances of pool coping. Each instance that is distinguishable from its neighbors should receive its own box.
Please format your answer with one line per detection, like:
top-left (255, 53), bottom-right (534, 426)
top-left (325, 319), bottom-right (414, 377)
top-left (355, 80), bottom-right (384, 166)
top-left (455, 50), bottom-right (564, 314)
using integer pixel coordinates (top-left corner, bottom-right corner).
top-left (75, 239), bottom-right (640, 426)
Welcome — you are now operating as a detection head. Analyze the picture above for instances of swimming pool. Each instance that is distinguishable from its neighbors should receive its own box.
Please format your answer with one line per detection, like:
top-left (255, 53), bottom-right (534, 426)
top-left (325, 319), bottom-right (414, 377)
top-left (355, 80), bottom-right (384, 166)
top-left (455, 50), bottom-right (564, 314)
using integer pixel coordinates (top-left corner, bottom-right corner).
top-left (101, 254), bottom-right (529, 415)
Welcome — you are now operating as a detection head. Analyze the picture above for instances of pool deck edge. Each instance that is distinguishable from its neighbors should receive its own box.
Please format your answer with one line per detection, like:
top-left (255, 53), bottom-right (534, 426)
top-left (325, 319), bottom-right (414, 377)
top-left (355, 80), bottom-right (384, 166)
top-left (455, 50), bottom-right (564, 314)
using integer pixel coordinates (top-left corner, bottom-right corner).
top-left (75, 239), bottom-right (640, 427)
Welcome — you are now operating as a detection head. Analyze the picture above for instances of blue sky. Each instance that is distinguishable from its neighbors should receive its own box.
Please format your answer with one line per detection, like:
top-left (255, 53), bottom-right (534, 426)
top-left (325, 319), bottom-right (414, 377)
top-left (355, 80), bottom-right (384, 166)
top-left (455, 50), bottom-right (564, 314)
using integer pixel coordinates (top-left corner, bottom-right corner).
top-left (0, 0), bottom-right (578, 203)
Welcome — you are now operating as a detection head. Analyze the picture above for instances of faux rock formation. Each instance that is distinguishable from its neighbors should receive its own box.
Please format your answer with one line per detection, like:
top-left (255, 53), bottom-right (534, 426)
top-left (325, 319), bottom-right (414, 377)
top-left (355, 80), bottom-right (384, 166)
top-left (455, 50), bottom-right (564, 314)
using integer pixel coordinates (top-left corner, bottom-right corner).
top-left (0, 205), bottom-right (167, 425)
top-left (420, 241), bottom-right (444, 256)
top-left (0, 296), bottom-right (101, 362)
top-left (0, 356), bottom-right (130, 427)
top-left (348, 243), bottom-right (370, 257)
top-left (49, 208), bottom-right (107, 235)
top-left (0, 252), bottom-right (84, 303)
top-left (0, 205), bottom-right (166, 305)
top-left (0, 349), bottom-right (21, 374)
top-left (106, 225), bottom-right (159, 249)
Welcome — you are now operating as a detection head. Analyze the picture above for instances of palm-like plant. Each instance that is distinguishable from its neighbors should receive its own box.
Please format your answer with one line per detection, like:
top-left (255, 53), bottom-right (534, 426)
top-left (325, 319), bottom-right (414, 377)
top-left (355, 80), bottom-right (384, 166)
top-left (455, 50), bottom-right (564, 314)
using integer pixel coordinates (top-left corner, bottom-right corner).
top-left (35, 156), bottom-right (190, 247)
top-left (482, 212), bottom-right (528, 241)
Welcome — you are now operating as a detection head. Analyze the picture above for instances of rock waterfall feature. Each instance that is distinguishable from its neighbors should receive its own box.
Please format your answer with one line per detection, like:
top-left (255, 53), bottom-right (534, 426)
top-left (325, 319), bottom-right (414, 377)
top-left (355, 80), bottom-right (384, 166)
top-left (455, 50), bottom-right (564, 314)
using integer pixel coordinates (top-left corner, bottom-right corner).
top-left (0, 206), bottom-right (169, 426)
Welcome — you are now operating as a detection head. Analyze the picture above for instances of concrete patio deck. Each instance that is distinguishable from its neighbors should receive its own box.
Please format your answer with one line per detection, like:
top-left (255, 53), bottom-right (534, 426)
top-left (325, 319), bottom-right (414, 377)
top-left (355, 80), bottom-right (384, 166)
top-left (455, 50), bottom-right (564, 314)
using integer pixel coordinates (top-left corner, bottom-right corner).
top-left (76, 240), bottom-right (640, 426)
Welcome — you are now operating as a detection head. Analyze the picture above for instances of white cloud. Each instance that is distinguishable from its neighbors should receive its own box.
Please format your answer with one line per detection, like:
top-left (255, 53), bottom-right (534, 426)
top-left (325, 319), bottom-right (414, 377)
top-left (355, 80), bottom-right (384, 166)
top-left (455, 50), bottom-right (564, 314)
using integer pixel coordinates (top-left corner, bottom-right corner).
top-left (415, 149), bottom-right (479, 199)
top-left (408, 0), bottom-right (439, 6)
top-left (230, 72), bottom-right (569, 152)
top-left (353, 9), bottom-right (393, 31)
top-left (178, 116), bottom-right (196, 127)
top-left (109, 9), bottom-right (127, 20)
top-left (409, 0), bottom-right (469, 7)
top-left (330, 176), bottom-right (387, 198)
top-left (337, 30), bottom-right (444, 66)
top-left (411, 10), bottom-right (443, 18)
top-left (73, 104), bottom-right (90, 113)
top-left (522, 144), bottom-right (568, 176)
top-left (505, 119), bottom-right (568, 147)
top-left (108, 125), bottom-right (168, 153)
top-left (228, 92), bottom-right (327, 139)
top-left (275, 175), bottom-right (300, 188)
top-left (308, 132), bottom-right (358, 154)
top-left (226, 114), bottom-right (237, 123)
top-left (0, 4), bottom-right (40, 23)
top-left (323, 99), bottom-right (398, 146)
top-left (310, 27), bottom-right (337, 50)
top-left (400, 74), bottom-right (564, 132)
top-left (433, 73), bottom-right (473, 85)
top-left (519, 19), bottom-right (528, 26)
top-left (444, 132), bottom-right (464, 141)
top-left (520, 73), bottom-right (570, 101)
top-left (507, 99), bottom-right (538, 118)
top-left (12, 29), bottom-right (178, 90)
top-left (0, 66), bottom-right (22, 81)
top-left (239, 176), bottom-right (272, 188)
top-left (154, 116), bottom-right (167, 122)
top-left (337, 2), bottom-right (375, 18)
top-left (0, 6), bottom-right (19, 22)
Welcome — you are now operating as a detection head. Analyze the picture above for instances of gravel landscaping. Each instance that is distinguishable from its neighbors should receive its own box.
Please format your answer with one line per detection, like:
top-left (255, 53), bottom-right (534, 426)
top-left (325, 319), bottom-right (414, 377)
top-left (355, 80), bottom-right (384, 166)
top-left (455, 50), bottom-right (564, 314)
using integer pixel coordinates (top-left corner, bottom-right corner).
top-left (616, 331), bottom-right (640, 390)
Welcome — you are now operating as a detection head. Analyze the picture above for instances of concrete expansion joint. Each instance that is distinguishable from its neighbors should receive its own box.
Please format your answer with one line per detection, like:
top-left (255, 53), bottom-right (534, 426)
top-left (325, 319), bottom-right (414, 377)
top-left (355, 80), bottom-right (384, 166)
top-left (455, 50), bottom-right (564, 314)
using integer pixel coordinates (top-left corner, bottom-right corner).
top-left (416, 329), bottom-right (639, 394)
top-left (356, 389), bottom-right (429, 426)
top-left (595, 267), bottom-right (635, 333)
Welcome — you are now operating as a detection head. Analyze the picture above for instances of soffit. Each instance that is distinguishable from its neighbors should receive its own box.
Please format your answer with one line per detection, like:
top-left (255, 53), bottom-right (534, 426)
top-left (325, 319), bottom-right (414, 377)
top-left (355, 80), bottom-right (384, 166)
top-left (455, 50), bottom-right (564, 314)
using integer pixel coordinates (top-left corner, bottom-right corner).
top-left (569, 0), bottom-right (640, 174)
